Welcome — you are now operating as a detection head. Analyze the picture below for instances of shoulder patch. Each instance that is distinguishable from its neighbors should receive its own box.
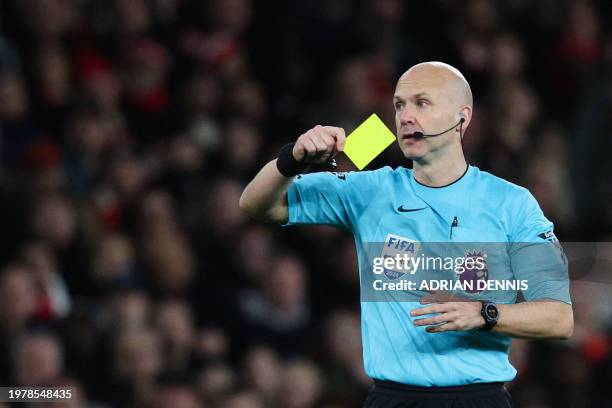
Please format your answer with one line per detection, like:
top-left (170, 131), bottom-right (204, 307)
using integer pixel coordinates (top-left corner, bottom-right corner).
top-left (538, 230), bottom-right (558, 242)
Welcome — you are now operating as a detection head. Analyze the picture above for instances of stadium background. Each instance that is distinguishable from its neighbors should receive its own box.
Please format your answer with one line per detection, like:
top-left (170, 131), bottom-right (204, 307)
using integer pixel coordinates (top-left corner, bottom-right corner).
top-left (0, 0), bottom-right (611, 407)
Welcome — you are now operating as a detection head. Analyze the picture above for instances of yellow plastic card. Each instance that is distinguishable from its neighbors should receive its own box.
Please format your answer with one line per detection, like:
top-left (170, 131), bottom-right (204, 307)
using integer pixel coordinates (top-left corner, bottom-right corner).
top-left (343, 114), bottom-right (396, 170)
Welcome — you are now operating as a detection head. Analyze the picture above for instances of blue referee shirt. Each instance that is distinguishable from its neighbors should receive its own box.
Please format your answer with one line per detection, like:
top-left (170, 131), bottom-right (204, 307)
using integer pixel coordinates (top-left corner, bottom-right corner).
top-left (284, 165), bottom-right (571, 386)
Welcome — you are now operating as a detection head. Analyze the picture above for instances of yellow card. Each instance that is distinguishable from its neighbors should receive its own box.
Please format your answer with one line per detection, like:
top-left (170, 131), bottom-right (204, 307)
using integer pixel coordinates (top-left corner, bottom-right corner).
top-left (343, 114), bottom-right (396, 170)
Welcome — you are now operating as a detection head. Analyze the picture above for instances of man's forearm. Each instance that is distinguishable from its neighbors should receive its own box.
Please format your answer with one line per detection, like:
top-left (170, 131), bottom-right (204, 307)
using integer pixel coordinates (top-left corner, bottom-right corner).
top-left (239, 159), bottom-right (292, 223)
top-left (494, 301), bottom-right (573, 339)
top-left (240, 126), bottom-right (346, 223)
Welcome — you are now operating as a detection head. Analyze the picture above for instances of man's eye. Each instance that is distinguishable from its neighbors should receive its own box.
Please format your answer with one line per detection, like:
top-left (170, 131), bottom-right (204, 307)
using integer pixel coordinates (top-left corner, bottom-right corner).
top-left (395, 102), bottom-right (404, 111)
top-left (417, 100), bottom-right (429, 107)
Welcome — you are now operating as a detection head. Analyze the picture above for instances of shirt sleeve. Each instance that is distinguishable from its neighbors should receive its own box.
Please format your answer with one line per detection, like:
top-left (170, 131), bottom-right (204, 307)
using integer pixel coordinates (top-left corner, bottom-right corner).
top-left (284, 171), bottom-right (355, 229)
top-left (508, 189), bottom-right (571, 304)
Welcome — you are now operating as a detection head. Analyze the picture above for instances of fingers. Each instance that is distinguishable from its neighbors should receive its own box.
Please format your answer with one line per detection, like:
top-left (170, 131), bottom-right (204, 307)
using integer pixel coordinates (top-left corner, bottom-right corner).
top-left (411, 306), bottom-right (460, 332)
top-left (426, 323), bottom-right (458, 333)
top-left (295, 125), bottom-right (344, 164)
top-left (411, 301), bottom-right (483, 332)
top-left (301, 137), bottom-right (318, 161)
top-left (413, 312), bottom-right (456, 327)
top-left (323, 126), bottom-right (346, 152)
top-left (311, 126), bottom-right (335, 154)
top-left (410, 303), bottom-right (450, 317)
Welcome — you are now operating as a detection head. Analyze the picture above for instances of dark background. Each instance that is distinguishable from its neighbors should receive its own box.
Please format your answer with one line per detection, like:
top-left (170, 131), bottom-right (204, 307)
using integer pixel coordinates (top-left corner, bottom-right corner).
top-left (0, 0), bottom-right (611, 407)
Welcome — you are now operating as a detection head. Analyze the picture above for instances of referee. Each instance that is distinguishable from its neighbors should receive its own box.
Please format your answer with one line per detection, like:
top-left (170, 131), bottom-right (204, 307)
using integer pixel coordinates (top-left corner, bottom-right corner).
top-left (239, 62), bottom-right (573, 408)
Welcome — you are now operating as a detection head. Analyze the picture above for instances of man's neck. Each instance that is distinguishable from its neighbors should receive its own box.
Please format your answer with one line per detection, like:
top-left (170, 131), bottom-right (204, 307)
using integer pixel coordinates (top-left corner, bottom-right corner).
top-left (412, 151), bottom-right (468, 187)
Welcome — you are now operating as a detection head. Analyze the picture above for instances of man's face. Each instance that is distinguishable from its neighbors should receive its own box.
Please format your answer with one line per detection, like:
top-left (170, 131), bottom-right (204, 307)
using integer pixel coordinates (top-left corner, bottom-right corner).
top-left (393, 69), bottom-right (460, 161)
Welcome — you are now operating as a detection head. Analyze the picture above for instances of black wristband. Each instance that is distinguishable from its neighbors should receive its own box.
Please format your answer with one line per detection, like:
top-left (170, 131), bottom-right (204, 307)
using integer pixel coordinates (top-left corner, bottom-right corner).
top-left (276, 143), bottom-right (307, 177)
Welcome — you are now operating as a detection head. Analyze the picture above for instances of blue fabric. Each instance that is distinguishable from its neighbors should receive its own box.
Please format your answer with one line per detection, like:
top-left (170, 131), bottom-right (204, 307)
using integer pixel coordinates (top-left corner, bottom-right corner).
top-left (285, 165), bottom-right (570, 386)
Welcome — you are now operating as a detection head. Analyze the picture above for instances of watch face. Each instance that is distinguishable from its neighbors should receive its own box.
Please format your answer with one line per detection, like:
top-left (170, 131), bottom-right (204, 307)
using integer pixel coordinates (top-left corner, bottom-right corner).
top-left (485, 304), bottom-right (498, 319)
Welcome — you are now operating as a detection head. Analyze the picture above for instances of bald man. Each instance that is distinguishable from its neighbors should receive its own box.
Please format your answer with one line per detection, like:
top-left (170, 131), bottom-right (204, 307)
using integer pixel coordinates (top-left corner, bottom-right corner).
top-left (240, 62), bottom-right (572, 408)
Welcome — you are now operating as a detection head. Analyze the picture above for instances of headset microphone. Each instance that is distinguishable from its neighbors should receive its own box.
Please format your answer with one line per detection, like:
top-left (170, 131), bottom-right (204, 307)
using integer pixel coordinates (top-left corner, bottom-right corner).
top-left (412, 116), bottom-right (465, 139)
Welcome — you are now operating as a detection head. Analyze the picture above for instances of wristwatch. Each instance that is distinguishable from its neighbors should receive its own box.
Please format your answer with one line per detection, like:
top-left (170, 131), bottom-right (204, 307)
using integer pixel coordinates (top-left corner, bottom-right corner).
top-left (478, 301), bottom-right (499, 331)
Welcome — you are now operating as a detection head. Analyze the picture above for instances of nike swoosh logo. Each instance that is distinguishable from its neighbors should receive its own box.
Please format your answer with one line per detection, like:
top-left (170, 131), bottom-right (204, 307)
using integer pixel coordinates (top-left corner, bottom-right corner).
top-left (397, 206), bottom-right (427, 213)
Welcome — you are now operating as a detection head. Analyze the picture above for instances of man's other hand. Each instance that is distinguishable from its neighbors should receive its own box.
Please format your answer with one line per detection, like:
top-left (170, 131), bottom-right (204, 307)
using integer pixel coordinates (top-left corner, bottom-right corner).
top-left (411, 291), bottom-right (485, 333)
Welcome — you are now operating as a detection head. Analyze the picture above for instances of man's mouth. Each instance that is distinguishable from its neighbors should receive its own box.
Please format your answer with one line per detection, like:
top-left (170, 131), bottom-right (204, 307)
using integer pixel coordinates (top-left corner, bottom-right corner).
top-left (401, 132), bottom-right (421, 140)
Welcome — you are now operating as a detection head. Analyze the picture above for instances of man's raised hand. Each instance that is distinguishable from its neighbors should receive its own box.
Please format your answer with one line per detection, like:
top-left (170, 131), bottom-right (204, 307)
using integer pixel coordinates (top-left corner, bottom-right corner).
top-left (292, 125), bottom-right (346, 164)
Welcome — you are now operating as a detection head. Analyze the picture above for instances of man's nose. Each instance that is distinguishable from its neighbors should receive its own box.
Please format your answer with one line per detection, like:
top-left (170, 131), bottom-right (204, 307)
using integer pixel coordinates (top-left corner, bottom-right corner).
top-left (399, 108), bottom-right (416, 126)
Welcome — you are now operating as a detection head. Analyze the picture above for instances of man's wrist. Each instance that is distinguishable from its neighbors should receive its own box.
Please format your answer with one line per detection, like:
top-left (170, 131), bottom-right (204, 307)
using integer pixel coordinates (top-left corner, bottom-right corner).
top-left (477, 301), bottom-right (499, 331)
top-left (476, 305), bottom-right (487, 329)
top-left (276, 142), bottom-right (307, 177)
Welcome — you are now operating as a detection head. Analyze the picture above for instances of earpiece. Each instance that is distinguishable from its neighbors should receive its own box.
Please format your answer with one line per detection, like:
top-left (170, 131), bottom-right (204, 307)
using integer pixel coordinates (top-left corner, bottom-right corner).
top-left (459, 112), bottom-right (466, 123)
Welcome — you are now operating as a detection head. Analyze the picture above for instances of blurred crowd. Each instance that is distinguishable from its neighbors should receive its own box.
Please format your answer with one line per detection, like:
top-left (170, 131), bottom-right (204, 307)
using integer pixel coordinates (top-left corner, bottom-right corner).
top-left (0, 0), bottom-right (611, 407)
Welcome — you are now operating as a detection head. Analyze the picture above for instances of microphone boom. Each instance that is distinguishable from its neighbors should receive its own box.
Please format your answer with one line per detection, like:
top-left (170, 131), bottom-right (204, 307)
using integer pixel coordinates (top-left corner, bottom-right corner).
top-left (412, 118), bottom-right (464, 139)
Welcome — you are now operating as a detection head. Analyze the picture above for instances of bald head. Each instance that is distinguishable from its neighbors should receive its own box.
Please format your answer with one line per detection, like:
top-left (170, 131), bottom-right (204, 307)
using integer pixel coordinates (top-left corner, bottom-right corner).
top-left (393, 61), bottom-right (474, 163)
top-left (397, 62), bottom-right (473, 108)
